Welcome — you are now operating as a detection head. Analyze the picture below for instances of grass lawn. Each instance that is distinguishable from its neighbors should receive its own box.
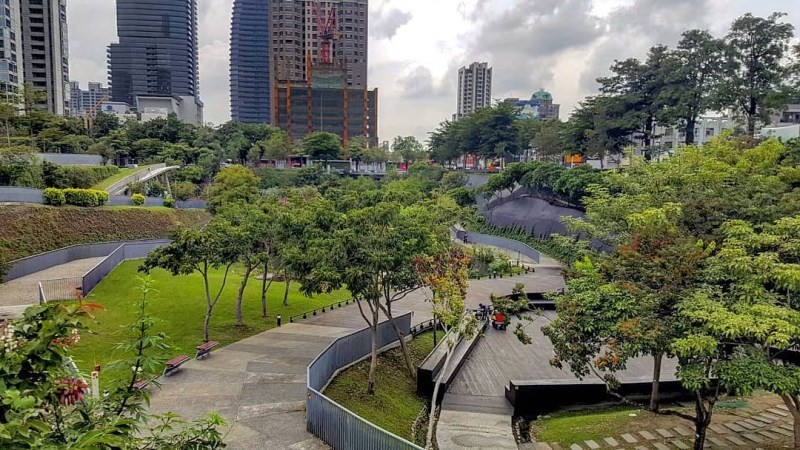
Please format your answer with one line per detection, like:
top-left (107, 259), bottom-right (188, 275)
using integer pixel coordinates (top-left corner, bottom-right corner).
top-left (92, 165), bottom-right (155, 190)
top-left (69, 260), bottom-right (349, 384)
top-left (324, 331), bottom-right (436, 443)
top-left (531, 393), bottom-right (784, 446)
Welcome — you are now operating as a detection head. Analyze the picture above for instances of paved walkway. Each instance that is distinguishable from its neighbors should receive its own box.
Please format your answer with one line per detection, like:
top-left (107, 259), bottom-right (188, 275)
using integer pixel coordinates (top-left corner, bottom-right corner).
top-left (0, 257), bottom-right (104, 310)
top-left (148, 271), bottom-right (549, 449)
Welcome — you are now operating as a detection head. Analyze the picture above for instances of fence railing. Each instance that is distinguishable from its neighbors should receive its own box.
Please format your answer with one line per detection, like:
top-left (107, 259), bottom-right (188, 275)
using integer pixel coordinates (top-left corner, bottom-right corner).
top-left (39, 277), bottom-right (82, 302)
top-left (307, 311), bottom-right (422, 450)
top-left (454, 230), bottom-right (541, 264)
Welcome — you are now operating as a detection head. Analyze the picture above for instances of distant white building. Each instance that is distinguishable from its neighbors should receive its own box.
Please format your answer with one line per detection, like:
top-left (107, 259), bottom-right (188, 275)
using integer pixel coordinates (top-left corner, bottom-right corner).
top-left (638, 115), bottom-right (735, 159)
top-left (136, 95), bottom-right (203, 125)
top-left (760, 124), bottom-right (800, 141)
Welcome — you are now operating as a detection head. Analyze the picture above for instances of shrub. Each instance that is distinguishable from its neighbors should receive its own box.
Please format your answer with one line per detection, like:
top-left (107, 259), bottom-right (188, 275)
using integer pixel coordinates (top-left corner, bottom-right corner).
top-left (163, 196), bottom-right (176, 208)
top-left (63, 188), bottom-right (100, 207)
top-left (131, 193), bottom-right (146, 206)
top-left (62, 166), bottom-right (120, 189)
top-left (42, 188), bottom-right (65, 206)
top-left (148, 180), bottom-right (166, 197)
top-left (172, 181), bottom-right (198, 201)
top-left (128, 181), bottom-right (145, 195)
top-left (92, 190), bottom-right (110, 206)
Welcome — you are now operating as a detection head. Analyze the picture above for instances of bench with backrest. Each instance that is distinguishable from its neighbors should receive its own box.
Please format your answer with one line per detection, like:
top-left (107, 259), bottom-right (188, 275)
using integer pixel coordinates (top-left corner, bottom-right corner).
top-left (162, 354), bottom-right (190, 377)
top-left (195, 341), bottom-right (219, 359)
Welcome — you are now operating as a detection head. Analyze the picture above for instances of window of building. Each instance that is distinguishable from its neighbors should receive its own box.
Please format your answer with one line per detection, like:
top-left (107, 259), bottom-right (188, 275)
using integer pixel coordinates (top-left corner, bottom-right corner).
top-left (706, 128), bottom-right (714, 137)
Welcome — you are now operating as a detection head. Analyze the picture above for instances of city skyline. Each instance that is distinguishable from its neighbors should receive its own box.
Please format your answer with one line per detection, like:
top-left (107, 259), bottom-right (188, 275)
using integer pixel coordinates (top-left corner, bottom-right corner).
top-left (66, 0), bottom-right (800, 142)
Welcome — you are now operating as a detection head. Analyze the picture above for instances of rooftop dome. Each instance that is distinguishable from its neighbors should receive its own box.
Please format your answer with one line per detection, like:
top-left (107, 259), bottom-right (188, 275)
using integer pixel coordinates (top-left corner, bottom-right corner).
top-left (531, 89), bottom-right (552, 100)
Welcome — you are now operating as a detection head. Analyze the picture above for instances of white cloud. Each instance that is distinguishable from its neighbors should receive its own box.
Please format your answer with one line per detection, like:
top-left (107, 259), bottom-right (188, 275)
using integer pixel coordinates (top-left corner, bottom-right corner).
top-left (68, 0), bottom-right (800, 144)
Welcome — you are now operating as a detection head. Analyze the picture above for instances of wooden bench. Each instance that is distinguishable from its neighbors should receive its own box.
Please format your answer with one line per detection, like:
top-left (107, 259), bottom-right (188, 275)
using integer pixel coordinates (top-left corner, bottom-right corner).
top-left (195, 341), bottom-right (220, 360)
top-left (132, 379), bottom-right (150, 390)
top-left (162, 355), bottom-right (190, 377)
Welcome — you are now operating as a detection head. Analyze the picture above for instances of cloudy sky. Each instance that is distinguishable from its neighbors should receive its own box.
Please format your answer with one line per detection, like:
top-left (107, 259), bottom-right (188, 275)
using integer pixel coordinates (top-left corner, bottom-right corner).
top-left (69, 0), bottom-right (800, 144)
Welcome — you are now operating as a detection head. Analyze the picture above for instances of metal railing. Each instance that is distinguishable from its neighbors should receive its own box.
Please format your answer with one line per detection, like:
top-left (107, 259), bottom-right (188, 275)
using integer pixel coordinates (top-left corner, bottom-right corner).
top-left (39, 277), bottom-right (82, 302)
top-left (464, 231), bottom-right (542, 264)
top-left (307, 311), bottom-right (423, 450)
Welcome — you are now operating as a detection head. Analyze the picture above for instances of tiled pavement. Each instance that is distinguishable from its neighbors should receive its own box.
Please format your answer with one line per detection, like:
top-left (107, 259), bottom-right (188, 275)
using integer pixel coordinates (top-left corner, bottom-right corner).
top-left (527, 404), bottom-right (795, 450)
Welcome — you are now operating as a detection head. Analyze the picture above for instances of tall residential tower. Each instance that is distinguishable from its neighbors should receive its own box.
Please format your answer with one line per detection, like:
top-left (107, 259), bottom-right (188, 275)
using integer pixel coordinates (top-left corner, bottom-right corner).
top-left (455, 62), bottom-right (492, 120)
top-left (0, 0), bottom-right (23, 93)
top-left (108, 0), bottom-right (202, 124)
top-left (20, 0), bottom-right (69, 115)
top-left (229, 0), bottom-right (369, 124)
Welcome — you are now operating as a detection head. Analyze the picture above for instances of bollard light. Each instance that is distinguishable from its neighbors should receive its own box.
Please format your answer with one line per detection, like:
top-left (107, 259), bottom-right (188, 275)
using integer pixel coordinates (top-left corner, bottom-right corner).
top-left (277, 315), bottom-right (282, 327)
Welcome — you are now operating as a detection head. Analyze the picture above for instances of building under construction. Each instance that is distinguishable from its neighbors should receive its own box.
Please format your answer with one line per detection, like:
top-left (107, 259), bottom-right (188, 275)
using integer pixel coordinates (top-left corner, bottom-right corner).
top-left (273, 64), bottom-right (377, 148)
top-left (268, 0), bottom-right (377, 148)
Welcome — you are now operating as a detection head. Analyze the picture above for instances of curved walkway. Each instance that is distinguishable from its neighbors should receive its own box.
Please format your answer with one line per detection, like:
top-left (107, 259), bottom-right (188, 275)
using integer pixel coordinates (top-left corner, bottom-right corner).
top-left (147, 271), bottom-right (548, 449)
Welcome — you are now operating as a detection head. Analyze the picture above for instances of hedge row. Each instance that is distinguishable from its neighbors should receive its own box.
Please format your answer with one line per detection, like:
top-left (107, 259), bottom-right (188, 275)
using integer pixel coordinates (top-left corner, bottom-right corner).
top-left (43, 188), bottom-right (110, 207)
top-left (43, 163), bottom-right (120, 189)
top-left (0, 205), bottom-right (212, 264)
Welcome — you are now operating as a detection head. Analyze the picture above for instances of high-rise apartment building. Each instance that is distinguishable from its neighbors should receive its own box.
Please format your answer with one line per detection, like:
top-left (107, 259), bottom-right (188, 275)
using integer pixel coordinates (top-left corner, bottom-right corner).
top-left (504, 89), bottom-right (560, 120)
top-left (20, 0), bottom-right (69, 115)
top-left (69, 81), bottom-right (109, 116)
top-left (0, 0), bottom-right (23, 93)
top-left (230, 0), bottom-right (271, 123)
top-left (455, 62), bottom-right (492, 120)
top-left (230, 0), bottom-right (369, 124)
top-left (270, 0), bottom-right (367, 88)
top-left (108, 0), bottom-right (202, 124)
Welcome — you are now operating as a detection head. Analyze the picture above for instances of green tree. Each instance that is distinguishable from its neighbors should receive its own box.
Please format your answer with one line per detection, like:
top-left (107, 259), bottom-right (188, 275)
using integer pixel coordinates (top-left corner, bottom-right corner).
top-left (205, 165), bottom-right (260, 213)
top-left (302, 131), bottom-right (342, 162)
top-left (392, 135), bottom-right (425, 163)
top-left (140, 226), bottom-right (239, 342)
top-left (172, 181), bottom-right (198, 201)
top-left (414, 247), bottom-right (478, 448)
top-left (659, 30), bottom-right (728, 144)
top-left (714, 12), bottom-right (794, 136)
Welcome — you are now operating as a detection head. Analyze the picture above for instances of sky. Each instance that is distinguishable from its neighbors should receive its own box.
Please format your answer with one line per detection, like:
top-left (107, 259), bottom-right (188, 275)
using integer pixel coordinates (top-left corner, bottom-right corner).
top-left (68, 0), bottom-right (800, 144)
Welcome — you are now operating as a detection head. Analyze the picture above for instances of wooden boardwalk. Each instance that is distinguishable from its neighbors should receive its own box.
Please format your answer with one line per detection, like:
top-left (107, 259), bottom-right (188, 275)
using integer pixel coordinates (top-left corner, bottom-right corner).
top-left (449, 312), bottom-right (678, 397)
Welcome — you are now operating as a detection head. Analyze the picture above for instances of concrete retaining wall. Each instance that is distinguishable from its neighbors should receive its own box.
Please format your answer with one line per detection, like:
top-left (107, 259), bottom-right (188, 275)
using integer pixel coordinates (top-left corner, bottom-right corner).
top-left (0, 186), bottom-right (206, 209)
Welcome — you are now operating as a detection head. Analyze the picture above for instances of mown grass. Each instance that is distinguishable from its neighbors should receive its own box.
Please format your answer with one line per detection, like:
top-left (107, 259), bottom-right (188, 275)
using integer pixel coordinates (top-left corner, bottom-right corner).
top-left (533, 405), bottom-right (646, 445)
top-left (92, 165), bottom-right (155, 190)
top-left (69, 260), bottom-right (349, 384)
top-left (324, 331), bottom-right (436, 442)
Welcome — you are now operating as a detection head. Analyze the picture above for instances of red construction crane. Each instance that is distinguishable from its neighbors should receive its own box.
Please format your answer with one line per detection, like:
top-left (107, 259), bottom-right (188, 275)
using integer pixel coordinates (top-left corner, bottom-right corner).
top-left (312, 1), bottom-right (337, 65)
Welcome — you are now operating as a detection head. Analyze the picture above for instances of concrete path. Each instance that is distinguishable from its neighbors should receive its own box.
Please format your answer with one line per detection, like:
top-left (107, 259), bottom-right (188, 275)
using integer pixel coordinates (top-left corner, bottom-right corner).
top-left (0, 257), bottom-right (105, 307)
top-left (437, 394), bottom-right (517, 449)
top-left (147, 272), bottom-right (548, 449)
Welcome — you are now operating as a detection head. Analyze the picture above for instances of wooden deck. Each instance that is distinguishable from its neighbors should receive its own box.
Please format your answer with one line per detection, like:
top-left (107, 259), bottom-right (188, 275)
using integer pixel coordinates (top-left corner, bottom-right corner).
top-left (448, 311), bottom-right (678, 397)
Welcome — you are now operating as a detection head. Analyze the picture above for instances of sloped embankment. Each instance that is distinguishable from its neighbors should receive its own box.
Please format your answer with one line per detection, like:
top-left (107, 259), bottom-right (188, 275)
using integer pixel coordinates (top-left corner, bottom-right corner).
top-left (0, 205), bottom-right (210, 264)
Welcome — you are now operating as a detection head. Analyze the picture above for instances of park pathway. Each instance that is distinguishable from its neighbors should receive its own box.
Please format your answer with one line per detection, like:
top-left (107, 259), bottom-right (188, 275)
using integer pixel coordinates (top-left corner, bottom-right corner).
top-left (148, 271), bottom-right (550, 449)
top-left (0, 257), bottom-right (105, 319)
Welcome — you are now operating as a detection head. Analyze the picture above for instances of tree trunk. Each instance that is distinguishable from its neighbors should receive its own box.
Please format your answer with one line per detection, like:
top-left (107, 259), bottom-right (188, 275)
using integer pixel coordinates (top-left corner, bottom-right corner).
top-left (283, 271), bottom-right (290, 307)
top-left (649, 353), bottom-right (663, 412)
top-left (779, 394), bottom-right (800, 450)
top-left (693, 394), bottom-right (712, 450)
top-left (427, 334), bottom-right (457, 449)
top-left (367, 306), bottom-right (379, 395)
top-left (203, 303), bottom-right (212, 342)
top-left (202, 272), bottom-right (212, 342)
top-left (685, 118), bottom-right (696, 145)
top-left (260, 261), bottom-right (269, 318)
top-left (379, 300), bottom-right (416, 379)
top-left (235, 262), bottom-right (253, 327)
